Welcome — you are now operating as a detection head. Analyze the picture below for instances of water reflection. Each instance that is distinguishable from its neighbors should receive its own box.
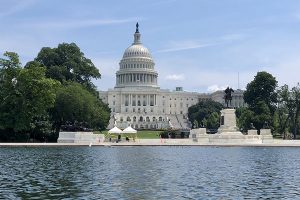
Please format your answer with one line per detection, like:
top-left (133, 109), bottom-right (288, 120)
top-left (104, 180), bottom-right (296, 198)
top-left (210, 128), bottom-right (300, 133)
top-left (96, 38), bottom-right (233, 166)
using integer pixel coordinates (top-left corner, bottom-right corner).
top-left (1, 147), bottom-right (300, 199)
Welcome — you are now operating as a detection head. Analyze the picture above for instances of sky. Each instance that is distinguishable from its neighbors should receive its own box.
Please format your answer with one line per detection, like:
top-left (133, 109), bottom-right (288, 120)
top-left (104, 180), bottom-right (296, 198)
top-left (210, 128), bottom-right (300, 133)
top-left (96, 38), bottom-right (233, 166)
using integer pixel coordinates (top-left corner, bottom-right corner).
top-left (1, 0), bottom-right (300, 93)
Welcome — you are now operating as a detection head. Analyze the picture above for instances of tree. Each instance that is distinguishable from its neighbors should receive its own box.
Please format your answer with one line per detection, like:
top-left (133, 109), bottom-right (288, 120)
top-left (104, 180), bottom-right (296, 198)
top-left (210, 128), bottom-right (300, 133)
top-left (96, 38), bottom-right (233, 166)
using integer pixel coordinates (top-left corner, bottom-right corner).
top-left (0, 52), bottom-right (60, 137)
top-left (244, 71), bottom-right (278, 113)
top-left (275, 84), bottom-right (300, 139)
top-left (188, 100), bottom-right (223, 129)
top-left (236, 107), bottom-right (254, 132)
top-left (290, 84), bottom-right (300, 139)
top-left (243, 71), bottom-right (278, 131)
top-left (206, 111), bottom-right (220, 129)
top-left (35, 43), bottom-right (101, 94)
top-left (51, 82), bottom-right (110, 135)
top-left (276, 85), bottom-right (291, 139)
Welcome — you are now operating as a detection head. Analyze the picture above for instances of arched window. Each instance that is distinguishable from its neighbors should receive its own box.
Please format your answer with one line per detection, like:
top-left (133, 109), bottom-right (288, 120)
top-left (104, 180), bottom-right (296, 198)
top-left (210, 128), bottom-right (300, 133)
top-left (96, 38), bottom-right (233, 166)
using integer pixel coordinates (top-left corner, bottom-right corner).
top-left (127, 116), bottom-right (131, 121)
top-left (153, 117), bottom-right (156, 122)
top-left (133, 116), bottom-right (136, 122)
top-left (146, 117), bottom-right (150, 122)
top-left (139, 116), bottom-right (143, 122)
top-left (120, 117), bottom-right (123, 122)
top-left (159, 117), bottom-right (162, 121)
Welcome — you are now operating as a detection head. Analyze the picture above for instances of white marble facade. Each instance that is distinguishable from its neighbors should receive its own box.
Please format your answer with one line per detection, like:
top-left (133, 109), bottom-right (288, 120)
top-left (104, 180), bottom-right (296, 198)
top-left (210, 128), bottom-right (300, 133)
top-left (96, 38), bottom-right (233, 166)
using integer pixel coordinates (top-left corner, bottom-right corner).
top-left (99, 24), bottom-right (245, 129)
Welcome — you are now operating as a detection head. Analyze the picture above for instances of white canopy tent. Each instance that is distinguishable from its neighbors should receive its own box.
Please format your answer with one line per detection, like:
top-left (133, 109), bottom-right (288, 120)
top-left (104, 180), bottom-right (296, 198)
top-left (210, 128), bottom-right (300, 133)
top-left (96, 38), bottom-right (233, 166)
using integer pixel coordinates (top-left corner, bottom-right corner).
top-left (122, 126), bottom-right (137, 134)
top-left (108, 126), bottom-right (123, 134)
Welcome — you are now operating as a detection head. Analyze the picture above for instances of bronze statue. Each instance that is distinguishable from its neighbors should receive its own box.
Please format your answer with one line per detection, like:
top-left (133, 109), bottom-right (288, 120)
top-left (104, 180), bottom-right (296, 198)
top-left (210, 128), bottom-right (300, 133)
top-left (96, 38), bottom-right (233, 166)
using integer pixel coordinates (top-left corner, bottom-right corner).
top-left (224, 87), bottom-right (234, 108)
top-left (136, 22), bottom-right (139, 33)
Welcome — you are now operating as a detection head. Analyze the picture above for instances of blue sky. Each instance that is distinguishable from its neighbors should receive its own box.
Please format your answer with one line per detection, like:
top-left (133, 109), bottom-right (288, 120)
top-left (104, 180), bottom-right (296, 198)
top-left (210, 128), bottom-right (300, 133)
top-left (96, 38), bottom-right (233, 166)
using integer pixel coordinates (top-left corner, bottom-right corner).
top-left (1, 0), bottom-right (300, 92)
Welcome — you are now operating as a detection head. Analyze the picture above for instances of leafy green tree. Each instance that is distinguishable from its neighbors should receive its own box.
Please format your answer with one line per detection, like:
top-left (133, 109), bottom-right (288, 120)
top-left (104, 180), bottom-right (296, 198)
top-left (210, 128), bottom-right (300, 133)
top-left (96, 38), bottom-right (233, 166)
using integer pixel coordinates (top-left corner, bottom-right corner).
top-left (35, 43), bottom-right (101, 94)
top-left (274, 84), bottom-right (300, 139)
top-left (243, 71), bottom-right (277, 131)
top-left (236, 107), bottom-right (254, 132)
top-left (252, 101), bottom-right (271, 130)
top-left (244, 71), bottom-right (278, 113)
top-left (188, 100), bottom-right (223, 129)
top-left (290, 84), bottom-right (300, 139)
top-left (206, 111), bottom-right (220, 129)
top-left (276, 85), bottom-right (291, 138)
top-left (0, 52), bottom-right (60, 136)
top-left (51, 82), bottom-right (110, 135)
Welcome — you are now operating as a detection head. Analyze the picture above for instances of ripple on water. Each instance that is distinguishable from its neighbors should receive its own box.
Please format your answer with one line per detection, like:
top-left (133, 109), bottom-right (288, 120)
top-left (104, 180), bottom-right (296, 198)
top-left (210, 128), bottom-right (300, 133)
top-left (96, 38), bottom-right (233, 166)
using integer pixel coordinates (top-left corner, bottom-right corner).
top-left (0, 146), bottom-right (300, 199)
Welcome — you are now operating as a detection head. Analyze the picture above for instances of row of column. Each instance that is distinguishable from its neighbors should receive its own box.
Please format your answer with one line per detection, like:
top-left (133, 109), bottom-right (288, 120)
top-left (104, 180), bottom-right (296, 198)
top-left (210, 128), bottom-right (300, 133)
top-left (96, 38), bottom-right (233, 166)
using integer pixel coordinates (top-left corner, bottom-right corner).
top-left (124, 94), bottom-right (157, 106)
top-left (117, 73), bottom-right (157, 85)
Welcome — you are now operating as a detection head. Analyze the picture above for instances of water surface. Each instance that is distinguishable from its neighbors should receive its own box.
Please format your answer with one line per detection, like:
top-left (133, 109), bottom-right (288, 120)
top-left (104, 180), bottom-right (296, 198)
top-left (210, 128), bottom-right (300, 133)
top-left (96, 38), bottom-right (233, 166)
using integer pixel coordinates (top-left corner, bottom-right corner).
top-left (1, 146), bottom-right (300, 199)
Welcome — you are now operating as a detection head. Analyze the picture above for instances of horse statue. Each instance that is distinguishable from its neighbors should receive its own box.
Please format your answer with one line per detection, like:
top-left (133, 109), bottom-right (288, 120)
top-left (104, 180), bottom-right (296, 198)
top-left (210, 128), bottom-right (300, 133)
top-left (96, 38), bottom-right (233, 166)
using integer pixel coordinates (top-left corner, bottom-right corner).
top-left (224, 87), bottom-right (234, 108)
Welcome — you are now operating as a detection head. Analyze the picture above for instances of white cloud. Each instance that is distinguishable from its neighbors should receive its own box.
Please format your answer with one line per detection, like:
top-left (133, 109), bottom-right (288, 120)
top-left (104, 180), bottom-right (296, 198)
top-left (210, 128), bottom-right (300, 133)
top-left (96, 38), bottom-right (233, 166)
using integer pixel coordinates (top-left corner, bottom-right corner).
top-left (165, 74), bottom-right (185, 81)
top-left (207, 85), bottom-right (227, 93)
top-left (156, 33), bottom-right (247, 53)
top-left (157, 41), bottom-right (219, 53)
top-left (26, 18), bottom-right (138, 29)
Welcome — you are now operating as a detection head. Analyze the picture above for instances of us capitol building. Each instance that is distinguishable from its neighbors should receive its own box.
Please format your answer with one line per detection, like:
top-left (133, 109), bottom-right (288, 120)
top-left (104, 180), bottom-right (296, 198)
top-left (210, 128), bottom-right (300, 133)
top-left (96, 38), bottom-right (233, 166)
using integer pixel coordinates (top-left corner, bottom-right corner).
top-left (99, 23), bottom-right (245, 130)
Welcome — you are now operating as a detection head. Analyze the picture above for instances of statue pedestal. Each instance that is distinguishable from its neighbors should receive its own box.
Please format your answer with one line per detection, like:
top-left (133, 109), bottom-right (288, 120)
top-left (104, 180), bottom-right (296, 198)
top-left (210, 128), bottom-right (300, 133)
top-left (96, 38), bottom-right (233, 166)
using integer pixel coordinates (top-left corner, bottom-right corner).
top-left (260, 129), bottom-right (273, 142)
top-left (189, 128), bottom-right (208, 142)
top-left (218, 109), bottom-right (242, 135)
top-left (248, 130), bottom-right (258, 135)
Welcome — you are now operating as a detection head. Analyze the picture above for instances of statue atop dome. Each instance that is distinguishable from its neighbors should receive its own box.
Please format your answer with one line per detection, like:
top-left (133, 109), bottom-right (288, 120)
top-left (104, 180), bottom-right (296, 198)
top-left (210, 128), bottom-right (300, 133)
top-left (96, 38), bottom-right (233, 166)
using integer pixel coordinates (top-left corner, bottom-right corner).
top-left (136, 22), bottom-right (139, 33)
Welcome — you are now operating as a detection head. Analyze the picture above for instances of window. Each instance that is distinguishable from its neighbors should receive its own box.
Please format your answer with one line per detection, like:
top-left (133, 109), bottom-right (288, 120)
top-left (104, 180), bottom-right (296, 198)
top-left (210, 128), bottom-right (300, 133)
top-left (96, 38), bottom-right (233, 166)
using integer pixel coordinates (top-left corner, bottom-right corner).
top-left (127, 117), bottom-right (131, 121)
top-left (133, 116), bottom-right (136, 122)
top-left (150, 95), bottom-right (154, 106)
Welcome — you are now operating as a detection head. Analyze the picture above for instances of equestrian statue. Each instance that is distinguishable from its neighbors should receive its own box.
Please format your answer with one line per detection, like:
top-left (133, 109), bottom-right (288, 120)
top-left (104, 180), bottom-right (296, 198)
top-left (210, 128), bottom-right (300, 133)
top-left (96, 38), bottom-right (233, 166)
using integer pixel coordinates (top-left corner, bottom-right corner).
top-left (224, 87), bottom-right (234, 108)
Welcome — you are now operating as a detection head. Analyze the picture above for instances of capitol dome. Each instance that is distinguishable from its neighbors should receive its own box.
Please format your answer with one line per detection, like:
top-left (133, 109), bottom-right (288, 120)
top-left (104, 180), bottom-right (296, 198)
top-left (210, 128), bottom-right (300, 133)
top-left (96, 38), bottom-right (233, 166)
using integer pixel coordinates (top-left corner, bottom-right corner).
top-left (115, 23), bottom-right (158, 88)
top-left (122, 45), bottom-right (152, 59)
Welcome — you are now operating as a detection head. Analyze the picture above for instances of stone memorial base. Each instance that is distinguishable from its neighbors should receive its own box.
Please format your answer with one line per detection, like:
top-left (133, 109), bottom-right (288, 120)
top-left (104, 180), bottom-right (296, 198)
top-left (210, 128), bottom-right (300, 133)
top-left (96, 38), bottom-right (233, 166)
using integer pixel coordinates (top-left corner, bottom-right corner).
top-left (260, 129), bottom-right (273, 143)
top-left (57, 132), bottom-right (105, 143)
top-left (189, 128), bottom-right (208, 142)
top-left (248, 130), bottom-right (258, 135)
top-left (218, 109), bottom-right (243, 135)
top-left (188, 108), bottom-right (273, 144)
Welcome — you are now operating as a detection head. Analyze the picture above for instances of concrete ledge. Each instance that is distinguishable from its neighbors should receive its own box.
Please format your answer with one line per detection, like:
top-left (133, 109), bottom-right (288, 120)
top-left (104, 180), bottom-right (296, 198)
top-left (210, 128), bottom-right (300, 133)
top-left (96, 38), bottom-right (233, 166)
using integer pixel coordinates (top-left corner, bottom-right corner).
top-left (2, 139), bottom-right (300, 147)
top-left (57, 132), bottom-right (105, 143)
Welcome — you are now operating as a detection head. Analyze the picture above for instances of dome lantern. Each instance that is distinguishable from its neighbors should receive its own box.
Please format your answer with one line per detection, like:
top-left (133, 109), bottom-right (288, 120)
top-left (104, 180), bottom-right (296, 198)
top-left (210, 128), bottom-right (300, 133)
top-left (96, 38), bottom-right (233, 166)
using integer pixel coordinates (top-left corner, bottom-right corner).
top-left (133, 22), bottom-right (141, 44)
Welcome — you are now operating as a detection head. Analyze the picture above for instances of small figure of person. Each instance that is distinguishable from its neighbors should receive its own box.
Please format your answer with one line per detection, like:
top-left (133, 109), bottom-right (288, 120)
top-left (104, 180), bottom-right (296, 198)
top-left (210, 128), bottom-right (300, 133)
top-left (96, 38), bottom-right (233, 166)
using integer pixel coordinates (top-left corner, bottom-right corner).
top-left (126, 136), bottom-right (129, 142)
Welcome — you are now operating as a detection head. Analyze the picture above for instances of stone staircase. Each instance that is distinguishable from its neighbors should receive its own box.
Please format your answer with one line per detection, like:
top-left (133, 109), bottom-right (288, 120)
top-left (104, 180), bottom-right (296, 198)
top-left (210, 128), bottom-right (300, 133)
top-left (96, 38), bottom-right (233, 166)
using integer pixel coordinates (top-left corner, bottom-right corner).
top-left (166, 115), bottom-right (179, 129)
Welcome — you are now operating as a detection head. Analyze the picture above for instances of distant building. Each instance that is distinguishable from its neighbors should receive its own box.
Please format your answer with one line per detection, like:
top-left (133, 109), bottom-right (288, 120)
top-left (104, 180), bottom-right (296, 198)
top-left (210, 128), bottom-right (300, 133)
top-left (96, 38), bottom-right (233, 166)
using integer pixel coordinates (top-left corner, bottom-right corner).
top-left (99, 24), bottom-right (245, 130)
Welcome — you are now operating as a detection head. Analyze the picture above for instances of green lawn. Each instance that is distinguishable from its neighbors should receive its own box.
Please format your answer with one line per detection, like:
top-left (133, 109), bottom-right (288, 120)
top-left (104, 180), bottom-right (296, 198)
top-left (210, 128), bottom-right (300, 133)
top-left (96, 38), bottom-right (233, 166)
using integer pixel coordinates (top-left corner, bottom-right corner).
top-left (94, 130), bottom-right (162, 139)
